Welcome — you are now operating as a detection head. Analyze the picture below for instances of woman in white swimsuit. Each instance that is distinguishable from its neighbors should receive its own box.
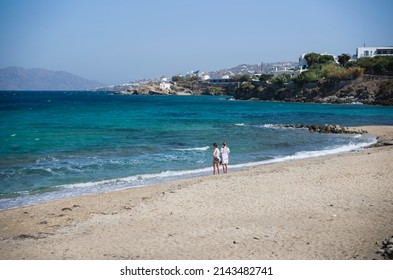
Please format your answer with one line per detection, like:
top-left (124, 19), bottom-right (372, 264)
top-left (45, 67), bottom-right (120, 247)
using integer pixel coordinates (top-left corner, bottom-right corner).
top-left (220, 142), bottom-right (230, 173)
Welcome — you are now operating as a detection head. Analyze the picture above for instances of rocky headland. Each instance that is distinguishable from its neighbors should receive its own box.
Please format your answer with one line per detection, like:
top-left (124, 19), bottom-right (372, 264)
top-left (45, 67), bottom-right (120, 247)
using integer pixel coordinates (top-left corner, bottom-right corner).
top-left (234, 76), bottom-right (393, 105)
top-left (115, 75), bottom-right (393, 105)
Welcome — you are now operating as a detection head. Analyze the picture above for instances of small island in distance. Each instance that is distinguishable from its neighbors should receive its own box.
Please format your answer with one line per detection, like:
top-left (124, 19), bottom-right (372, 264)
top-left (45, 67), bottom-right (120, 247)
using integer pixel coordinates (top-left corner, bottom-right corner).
top-left (0, 67), bottom-right (103, 90)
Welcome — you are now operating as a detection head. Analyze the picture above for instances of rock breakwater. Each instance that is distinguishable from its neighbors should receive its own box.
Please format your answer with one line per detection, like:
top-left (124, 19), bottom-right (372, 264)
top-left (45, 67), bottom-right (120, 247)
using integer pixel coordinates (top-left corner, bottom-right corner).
top-left (283, 124), bottom-right (368, 134)
top-left (284, 124), bottom-right (393, 147)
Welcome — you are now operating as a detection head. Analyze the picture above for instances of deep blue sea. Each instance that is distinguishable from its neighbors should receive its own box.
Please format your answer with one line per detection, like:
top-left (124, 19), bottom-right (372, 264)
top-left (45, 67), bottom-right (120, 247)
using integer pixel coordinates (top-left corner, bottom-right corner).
top-left (1, 91), bottom-right (393, 209)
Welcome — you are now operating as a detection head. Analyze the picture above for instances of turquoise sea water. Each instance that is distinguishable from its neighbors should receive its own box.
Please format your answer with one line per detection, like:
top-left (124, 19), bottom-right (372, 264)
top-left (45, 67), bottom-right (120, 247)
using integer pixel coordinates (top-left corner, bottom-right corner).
top-left (1, 91), bottom-right (393, 209)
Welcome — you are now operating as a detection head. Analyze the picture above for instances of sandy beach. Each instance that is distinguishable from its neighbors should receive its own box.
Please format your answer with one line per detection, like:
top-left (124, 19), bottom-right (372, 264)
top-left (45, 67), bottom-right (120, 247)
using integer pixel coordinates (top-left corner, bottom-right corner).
top-left (0, 126), bottom-right (392, 260)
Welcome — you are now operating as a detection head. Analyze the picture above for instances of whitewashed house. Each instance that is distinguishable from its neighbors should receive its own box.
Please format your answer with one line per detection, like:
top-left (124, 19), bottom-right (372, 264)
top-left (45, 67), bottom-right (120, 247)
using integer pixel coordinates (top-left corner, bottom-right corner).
top-left (356, 46), bottom-right (393, 59)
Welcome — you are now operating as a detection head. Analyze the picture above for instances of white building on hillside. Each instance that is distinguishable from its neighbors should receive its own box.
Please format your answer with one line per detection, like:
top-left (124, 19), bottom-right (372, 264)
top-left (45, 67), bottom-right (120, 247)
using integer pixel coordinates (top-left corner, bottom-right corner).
top-left (201, 72), bottom-right (210, 81)
top-left (356, 46), bottom-right (393, 59)
top-left (159, 77), bottom-right (171, 92)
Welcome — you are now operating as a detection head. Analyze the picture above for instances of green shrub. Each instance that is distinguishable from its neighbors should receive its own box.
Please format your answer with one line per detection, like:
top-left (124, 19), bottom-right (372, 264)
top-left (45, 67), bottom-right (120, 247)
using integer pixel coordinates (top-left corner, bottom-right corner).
top-left (271, 74), bottom-right (291, 85)
top-left (293, 70), bottom-right (321, 84)
top-left (321, 64), bottom-right (364, 81)
top-left (355, 57), bottom-right (393, 75)
top-left (240, 81), bottom-right (255, 90)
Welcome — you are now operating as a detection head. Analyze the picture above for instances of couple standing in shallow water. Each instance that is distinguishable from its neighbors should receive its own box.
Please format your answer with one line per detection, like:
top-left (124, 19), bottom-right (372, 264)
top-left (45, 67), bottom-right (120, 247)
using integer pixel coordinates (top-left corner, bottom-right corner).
top-left (213, 142), bottom-right (230, 175)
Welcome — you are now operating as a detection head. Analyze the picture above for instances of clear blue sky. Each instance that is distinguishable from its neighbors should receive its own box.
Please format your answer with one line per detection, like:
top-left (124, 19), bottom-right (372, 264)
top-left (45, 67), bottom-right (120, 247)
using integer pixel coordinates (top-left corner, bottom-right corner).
top-left (1, 0), bottom-right (392, 85)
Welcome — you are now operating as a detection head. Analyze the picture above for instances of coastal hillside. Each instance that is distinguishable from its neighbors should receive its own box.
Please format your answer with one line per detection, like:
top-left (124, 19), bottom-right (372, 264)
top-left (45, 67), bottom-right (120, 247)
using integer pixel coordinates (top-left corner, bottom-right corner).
top-left (0, 67), bottom-right (103, 90)
top-left (234, 55), bottom-right (393, 105)
top-left (114, 56), bottom-right (393, 104)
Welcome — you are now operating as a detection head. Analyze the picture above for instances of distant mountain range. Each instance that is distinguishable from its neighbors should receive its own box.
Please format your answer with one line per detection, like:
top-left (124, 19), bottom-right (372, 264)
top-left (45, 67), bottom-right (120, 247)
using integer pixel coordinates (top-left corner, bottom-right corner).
top-left (0, 67), bottom-right (103, 90)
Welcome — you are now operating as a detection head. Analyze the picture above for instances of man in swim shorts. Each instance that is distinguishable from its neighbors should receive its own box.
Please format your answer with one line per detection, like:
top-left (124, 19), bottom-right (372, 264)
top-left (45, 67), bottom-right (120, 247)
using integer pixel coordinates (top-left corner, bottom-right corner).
top-left (213, 143), bottom-right (221, 175)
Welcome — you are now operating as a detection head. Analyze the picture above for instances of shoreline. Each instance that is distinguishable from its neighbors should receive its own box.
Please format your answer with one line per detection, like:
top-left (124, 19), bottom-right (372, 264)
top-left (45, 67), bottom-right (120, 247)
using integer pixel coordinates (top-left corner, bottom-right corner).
top-left (0, 125), bottom-right (378, 211)
top-left (0, 125), bottom-right (392, 259)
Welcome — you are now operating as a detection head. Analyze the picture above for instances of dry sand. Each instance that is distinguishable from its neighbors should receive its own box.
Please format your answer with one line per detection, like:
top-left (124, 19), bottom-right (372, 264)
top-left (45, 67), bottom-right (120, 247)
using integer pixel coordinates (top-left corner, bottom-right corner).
top-left (0, 126), bottom-right (392, 260)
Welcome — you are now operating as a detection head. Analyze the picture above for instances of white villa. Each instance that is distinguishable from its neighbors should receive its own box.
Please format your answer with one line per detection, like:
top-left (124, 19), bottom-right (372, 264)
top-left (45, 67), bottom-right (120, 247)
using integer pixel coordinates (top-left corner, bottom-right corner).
top-left (298, 46), bottom-right (393, 69)
top-left (356, 46), bottom-right (393, 59)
